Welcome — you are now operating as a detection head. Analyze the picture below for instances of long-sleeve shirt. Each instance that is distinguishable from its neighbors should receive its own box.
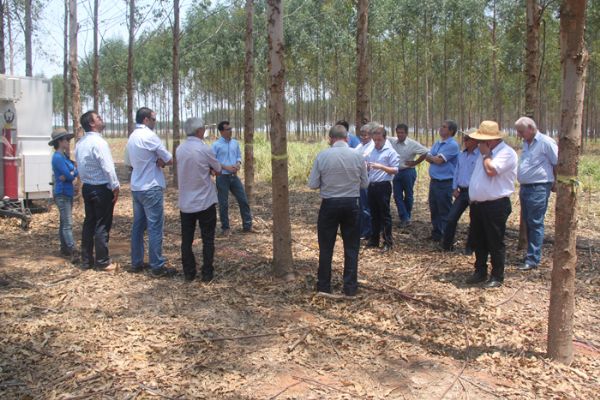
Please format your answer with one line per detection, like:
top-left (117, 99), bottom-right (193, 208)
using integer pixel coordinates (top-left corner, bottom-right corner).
top-left (211, 137), bottom-right (242, 175)
top-left (126, 124), bottom-right (173, 191)
top-left (308, 141), bottom-right (368, 198)
top-left (469, 141), bottom-right (517, 202)
top-left (453, 148), bottom-right (480, 190)
top-left (428, 137), bottom-right (460, 180)
top-left (75, 131), bottom-right (120, 190)
top-left (366, 141), bottom-right (400, 183)
top-left (517, 131), bottom-right (558, 184)
top-left (388, 137), bottom-right (429, 170)
top-left (52, 151), bottom-right (78, 197)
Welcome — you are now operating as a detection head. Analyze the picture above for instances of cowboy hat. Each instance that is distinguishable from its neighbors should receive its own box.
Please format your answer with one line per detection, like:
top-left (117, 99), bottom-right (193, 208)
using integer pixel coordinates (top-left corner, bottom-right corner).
top-left (468, 121), bottom-right (506, 141)
top-left (48, 128), bottom-right (74, 146)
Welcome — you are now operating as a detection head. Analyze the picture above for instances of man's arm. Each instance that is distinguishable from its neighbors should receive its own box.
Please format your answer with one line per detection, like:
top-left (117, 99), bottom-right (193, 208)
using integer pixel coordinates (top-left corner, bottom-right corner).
top-left (307, 157), bottom-right (321, 190)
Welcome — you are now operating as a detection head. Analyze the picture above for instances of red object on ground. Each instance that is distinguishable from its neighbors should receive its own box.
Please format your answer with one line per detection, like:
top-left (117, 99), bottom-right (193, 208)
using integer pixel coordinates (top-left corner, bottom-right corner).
top-left (2, 128), bottom-right (18, 199)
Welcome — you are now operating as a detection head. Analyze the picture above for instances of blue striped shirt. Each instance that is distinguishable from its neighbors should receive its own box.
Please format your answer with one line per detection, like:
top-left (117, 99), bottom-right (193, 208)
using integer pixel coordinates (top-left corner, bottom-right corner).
top-left (75, 132), bottom-right (120, 190)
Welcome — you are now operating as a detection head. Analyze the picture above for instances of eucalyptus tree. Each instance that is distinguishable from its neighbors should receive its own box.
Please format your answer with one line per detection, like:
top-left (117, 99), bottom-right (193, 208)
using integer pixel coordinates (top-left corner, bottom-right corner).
top-left (69, 0), bottom-right (80, 136)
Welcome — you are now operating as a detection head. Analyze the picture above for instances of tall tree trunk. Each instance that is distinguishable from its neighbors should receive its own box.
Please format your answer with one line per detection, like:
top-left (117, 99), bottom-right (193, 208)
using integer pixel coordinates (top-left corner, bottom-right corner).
top-left (127, 0), bottom-right (135, 135)
top-left (92, 0), bottom-right (100, 111)
top-left (547, 0), bottom-right (588, 365)
top-left (69, 0), bottom-right (81, 136)
top-left (266, 0), bottom-right (293, 278)
top-left (7, 0), bottom-right (13, 74)
top-left (491, 0), bottom-right (502, 127)
top-left (355, 0), bottom-right (370, 131)
top-left (171, 0), bottom-right (180, 184)
top-left (63, 0), bottom-right (69, 129)
top-left (243, 0), bottom-right (255, 201)
top-left (0, 0), bottom-right (5, 74)
top-left (24, 0), bottom-right (32, 76)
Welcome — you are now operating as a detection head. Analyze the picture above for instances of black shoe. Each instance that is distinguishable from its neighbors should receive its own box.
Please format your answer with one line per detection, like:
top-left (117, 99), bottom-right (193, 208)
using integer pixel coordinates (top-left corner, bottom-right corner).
top-left (464, 247), bottom-right (474, 256)
top-left (151, 267), bottom-right (177, 277)
top-left (365, 242), bottom-right (379, 248)
top-left (465, 273), bottom-right (487, 284)
top-left (79, 263), bottom-right (93, 271)
top-left (484, 279), bottom-right (503, 288)
top-left (517, 263), bottom-right (538, 271)
top-left (428, 236), bottom-right (441, 243)
top-left (441, 244), bottom-right (455, 252)
top-left (382, 244), bottom-right (392, 252)
top-left (201, 273), bottom-right (214, 282)
top-left (343, 290), bottom-right (357, 297)
top-left (128, 263), bottom-right (148, 273)
top-left (398, 220), bottom-right (411, 228)
top-left (184, 273), bottom-right (196, 282)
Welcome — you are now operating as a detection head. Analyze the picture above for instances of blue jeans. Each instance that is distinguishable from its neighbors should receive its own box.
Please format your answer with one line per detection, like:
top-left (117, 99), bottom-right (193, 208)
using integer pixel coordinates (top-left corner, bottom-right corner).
top-left (520, 182), bottom-right (552, 266)
top-left (216, 174), bottom-right (252, 230)
top-left (359, 188), bottom-right (371, 238)
top-left (55, 194), bottom-right (75, 252)
top-left (131, 187), bottom-right (166, 270)
top-left (429, 179), bottom-right (453, 240)
top-left (393, 168), bottom-right (417, 222)
top-left (442, 189), bottom-right (471, 250)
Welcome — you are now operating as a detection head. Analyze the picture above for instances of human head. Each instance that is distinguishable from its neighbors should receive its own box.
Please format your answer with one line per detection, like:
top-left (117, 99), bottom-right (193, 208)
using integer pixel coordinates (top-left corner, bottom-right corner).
top-left (184, 117), bottom-right (205, 138)
top-left (358, 122), bottom-right (374, 144)
top-left (218, 120), bottom-right (232, 140)
top-left (514, 116), bottom-right (537, 142)
top-left (136, 107), bottom-right (156, 130)
top-left (440, 120), bottom-right (458, 139)
top-left (395, 123), bottom-right (409, 142)
top-left (48, 127), bottom-right (74, 150)
top-left (328, 124), bottom-right (348, 145)
top-left (371, 125), bottom-right (387, 150)
top-left (463, 131), bottom-right (478, 152)
top-left (335, 120), bottom-right (350, 132)
top-left (80, 110), bottom-right (104, 133)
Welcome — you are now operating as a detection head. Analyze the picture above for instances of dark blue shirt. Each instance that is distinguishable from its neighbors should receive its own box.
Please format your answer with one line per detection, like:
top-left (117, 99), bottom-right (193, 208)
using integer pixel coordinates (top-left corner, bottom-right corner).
top-left (52, 151), bottom-right (78, 197)
top-left (348, 134), bottom-right (360, 149)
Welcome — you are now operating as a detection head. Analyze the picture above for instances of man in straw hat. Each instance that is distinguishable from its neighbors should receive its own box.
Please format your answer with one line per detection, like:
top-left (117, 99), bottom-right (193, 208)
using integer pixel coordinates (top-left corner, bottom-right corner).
top-left (466, 121), bottom-right (517, 288)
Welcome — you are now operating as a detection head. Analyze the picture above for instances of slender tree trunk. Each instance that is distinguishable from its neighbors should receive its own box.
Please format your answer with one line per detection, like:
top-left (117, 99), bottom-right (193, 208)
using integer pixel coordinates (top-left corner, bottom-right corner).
top-left (7, 0), bottom-right (13, 75)
top-left (547, 0), bottom-right (588, 365)
top-left (24, 0), bottom-right (32, 76)
top-left (63, 0), bottom-right (69, 129)
top-left (0, 0), bottom-right (5, 74)
top-left (92, 0), bottom-right (100, 111)
top-left (171, 0), bottom-right (180, 184)
top-left (491, 0), bottom-right (502, 127)
top-left (244, 0), bottom-right (255, 201)
top-left (266, 0), bottom-right (293, 278)
top-left (69, 0), bottom-right (81, 136)
top-left (355, 0), bottom-right (370, 131)
top-left (127, 0), bottom-right (135, 135)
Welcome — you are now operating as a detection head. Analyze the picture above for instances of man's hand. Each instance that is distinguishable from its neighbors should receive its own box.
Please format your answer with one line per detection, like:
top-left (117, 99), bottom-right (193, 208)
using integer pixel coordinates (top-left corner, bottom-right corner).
top-left (369, 162), bottom-right (385, 171)
top-left (453, 188), bottom-right (460, 199)
top-left (112, 188), bottom-right (120, 204)
top-left (478, 141), bottom-right (491, 156)
top-left (551, 182), bottom-right (557, 193)
top-left (405, 160), bottom-right (417, 167)
top-left (156, 158), bottom-right (166, 168)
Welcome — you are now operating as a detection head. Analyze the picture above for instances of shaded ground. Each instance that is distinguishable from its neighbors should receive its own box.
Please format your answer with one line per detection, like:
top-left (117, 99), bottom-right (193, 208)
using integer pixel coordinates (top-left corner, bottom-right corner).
top-left (0, 168), bottom-right (599, 399)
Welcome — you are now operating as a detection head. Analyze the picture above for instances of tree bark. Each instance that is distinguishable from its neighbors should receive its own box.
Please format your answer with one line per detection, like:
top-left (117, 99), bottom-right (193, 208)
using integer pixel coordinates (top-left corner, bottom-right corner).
top-left (172, 0), bottom-right (180, 184)
top-left (127, 0), bottom-right (135, 135)
top-left (266, 0), bottom-right (293, 277)
top-left (92, 0), bottom-right (100, 111)
top-left (0, 0), bottom-right (5, 74)
top-left (62, 0), bottom-right (69, 129)
top-left (547, 0), bottom-right (588, 365)
top-left (24, 0), bottom-right (32, 76)
top-left (243, 0), bottom-right (255, 201)
top-left (69, 0), bottom-right (81, 136)
top-left (355, 0), bottom-right (370, 131)
top-left (525, 0), bottom-right (542, 123)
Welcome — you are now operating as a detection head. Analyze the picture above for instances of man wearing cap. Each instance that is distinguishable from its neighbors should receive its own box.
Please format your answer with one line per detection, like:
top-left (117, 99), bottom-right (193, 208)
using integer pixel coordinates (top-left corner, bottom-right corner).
top-left (441, 131), bottom-right (479, 252)
top-left (75, 110), bottom-right (120, 270)
top-left (354, 122), bottom-right (376, 239)
top-left (467, 121), bottom-right (517, 288)
top-left (515, 117), bottom-right (558, 271)
top-left (425, 121), bottom-right (460, 242)
top-left (365, 125), bottom-right (400, 252)
top-left (126, 107), bottom-right (175, 277)
top-left (388, 123), bottom-right (429, 228)
top-left (177, 118), bottom-right (222, 282)
top-left (308, 124), bottom-right (368, 296)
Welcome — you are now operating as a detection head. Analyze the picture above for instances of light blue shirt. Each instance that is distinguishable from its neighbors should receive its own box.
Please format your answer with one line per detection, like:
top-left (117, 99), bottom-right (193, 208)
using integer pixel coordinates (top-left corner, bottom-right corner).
top-left (212, 137), bottom-right (242, 175)
top-left (348, 134), bottom-right (360, 148)
top-left (429, 137), bottom-right (460, 180)
top-left (518, 131), bottom-right (558, 184)
top-left (366, 141), bottom-right (400, 183)
top-left (453, 148), bottom-right (480, 190)
top-left (75, 131), bottom-right (120, 190)
top-left (126, 124), bottom-right (172, 191)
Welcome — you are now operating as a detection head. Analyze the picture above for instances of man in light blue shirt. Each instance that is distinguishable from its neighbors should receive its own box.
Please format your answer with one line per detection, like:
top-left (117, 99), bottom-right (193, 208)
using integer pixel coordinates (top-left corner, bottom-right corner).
top-left (126, 107), bottom-right (174, 277)
top-left (425, 120), bottom-right (460, 242)
top-left (515, 116), bottom-right (558, 270)
top-left (212, 120), bottom-right (253, 235)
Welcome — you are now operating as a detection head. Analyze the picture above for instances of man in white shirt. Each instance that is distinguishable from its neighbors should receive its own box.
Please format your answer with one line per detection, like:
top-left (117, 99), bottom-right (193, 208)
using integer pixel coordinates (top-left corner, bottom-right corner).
top-left (467, 121), bottom-right (518, 288)
top-left (126, 107), bottom-right (174, 277)
top-left (177, 118), bottom-right (222, 282)
top-left (354, 122), bottom-right (376, 239)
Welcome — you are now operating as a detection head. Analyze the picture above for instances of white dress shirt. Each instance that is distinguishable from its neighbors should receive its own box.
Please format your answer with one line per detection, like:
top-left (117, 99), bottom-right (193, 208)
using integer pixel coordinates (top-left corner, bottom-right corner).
top-left (75, 131), bottom-right (120, 190)
top-left (388, 137), bottom-right (429, 170)
top-left (355, 140), bottom-right (375, 160)
top-left (469, 141), bottom-right (517, 202)
top-left (176, 136), bottom-right (222, 213)
top-left (126, 124), bottom-right (173, 192)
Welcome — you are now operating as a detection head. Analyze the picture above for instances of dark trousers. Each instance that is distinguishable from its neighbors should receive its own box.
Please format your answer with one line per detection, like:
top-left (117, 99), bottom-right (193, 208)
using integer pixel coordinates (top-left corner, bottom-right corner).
top-left (81, 184), bottom-right (115, 268)
top-left (442, 189), bottom-right (471, 250)
top-left (359, 188), bottom-right (371, 238)
top-left (469, 197), bottom-right (512, 281)
top-left (429, 179), bottom-right (454, 240)
top-left (317, 197), bottom-right (360, 295)
top-left (393, 168), bottom-right (417, 222)
top-left (368, 181), bottom-right (393, 246)
top-left (180, 204), bottom-right (217, 280)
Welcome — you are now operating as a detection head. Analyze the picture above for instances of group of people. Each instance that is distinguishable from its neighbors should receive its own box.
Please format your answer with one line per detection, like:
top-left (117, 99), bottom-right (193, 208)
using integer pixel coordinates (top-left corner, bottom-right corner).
top-left (309, 117), bottom-right (558, 295)
top-left (49, 108), bottom-right (254, 282)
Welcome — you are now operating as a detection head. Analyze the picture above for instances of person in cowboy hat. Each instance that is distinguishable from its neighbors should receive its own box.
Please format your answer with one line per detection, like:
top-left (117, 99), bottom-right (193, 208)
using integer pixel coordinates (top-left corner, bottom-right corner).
top-left (466, 121), bottom-right (517, 288)
top-left (49, 128), bottom-right (79, 263)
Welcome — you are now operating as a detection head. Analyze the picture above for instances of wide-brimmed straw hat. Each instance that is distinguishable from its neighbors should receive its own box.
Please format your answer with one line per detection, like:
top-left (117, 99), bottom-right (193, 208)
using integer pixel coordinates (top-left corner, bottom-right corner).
top-left (468, 121), bottom-right (506, 141)
top-left (48, 128), bottom-right (74, 146)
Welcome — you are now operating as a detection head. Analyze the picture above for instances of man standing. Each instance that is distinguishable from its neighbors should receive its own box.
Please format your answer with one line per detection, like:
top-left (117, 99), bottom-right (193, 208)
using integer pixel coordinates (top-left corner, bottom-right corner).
top-left (388, 123), bottom-right (428, 227)
top-left (75, 111), bottom-right (120, 270)
top-left (308, 125), bottom-right (368, 296)
top-left (212, 120), bottom-right (253, 235)
top-left (177, 118), bottom-right (222, 282)
top-left (467, 121), bottom-right (517, 288)
top-left (425, 120), bottom-right (460, 242)
top-left (354, 122), bottom-right (376, 239)
top-left (365, 125), bottom-right (400, 252)
top-left (126, 107), bottom-right (175, 277)
top-left (515, 116), bottom-right (558, 270)
top-left (336, 120), bottom-right (360, 148)
top-left (441, 132), bottom-right (479, 252)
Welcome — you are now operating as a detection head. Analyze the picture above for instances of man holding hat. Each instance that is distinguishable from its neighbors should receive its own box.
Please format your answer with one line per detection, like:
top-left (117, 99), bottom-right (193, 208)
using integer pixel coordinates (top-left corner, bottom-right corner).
top-left (176, 118), bottom-right (222, 282)
top-left (466, 121), bottom-right (517, 288)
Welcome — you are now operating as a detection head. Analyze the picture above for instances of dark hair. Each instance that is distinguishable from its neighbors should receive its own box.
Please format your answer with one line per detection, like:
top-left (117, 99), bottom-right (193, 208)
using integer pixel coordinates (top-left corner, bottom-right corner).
top-left (80, 110), bottom-right (97, 132)
top-left (136, 107), bottom-right (154, 124)
top-left (218, 120), bottom-right (230, 132)
top-left (395, 123), bottom-right (408, 133)
top-left (446, 120), bottom-right (458, 136)
top-left (335, 120), bottom-right (350, 131)
top-left (52, 142), bottom-right (60, 150)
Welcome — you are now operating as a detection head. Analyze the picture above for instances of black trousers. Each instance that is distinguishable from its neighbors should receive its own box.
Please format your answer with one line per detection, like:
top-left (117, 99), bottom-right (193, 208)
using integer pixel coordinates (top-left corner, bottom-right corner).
top-left (317, 197), bottom-right (360, 295)
top-left (180, 204), bottom-right (217, 280)
top-left (442, 189), bottom-right (471, 250)
top-left (469, 197), bottom-right (512, 281)
top-left (81, 184), bottom-right (115, 268)
top-left (368, 181), bottom-right (393, 246)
